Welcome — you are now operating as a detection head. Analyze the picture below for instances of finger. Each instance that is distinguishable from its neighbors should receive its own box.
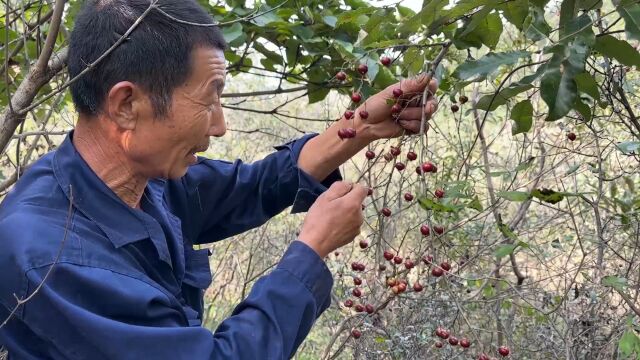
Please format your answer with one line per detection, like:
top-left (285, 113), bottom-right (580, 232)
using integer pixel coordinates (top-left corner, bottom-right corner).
top-left (342, 183), bottom-right (369, 204)
top-left (399, 119), bottom-right (430, 134)
top-left (399, 75), bottom-right (439, 98)
top-left (322, 181), bottom-right (354, 201)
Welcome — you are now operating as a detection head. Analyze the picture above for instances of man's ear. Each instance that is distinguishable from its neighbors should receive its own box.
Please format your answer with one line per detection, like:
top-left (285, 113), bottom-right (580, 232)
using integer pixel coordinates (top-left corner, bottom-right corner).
top-left (106, 81), bottom-right (150, 130)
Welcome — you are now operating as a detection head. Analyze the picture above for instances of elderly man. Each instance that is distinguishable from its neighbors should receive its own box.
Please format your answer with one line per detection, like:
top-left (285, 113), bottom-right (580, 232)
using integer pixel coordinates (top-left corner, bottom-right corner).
top-left (0, 1), bottom-right (438, 359)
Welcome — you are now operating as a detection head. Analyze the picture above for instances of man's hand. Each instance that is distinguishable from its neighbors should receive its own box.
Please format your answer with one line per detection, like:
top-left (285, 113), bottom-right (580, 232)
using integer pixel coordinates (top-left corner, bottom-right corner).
top-left (298, 181), bottom-right (369, 258)
top-left (355, 74), bottom-right (439, 141)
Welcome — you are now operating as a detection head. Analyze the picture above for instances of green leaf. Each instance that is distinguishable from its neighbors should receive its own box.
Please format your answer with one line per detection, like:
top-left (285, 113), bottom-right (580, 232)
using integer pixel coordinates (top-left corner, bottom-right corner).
top-left (404, 47), bottom-right (424, 77)
top-left (476, 84), bottom-right (534, 111)
top-left (574, 72), bottom-right (600, 100)
top-left (497, 191), bottom-right (532, 201)
top-left (574, 99), bottom-right (592, 121)
top-left (453, 12), bottom-right (503, 50)
top-left (577, 0), bottom-right (603, 9)
top-left (540, 51), bottom-right (580, 121)
top-left (337, 8), bottom-right (374, 26)
top-left (616, 141), bottom-right (640, 154)
top-left (619, 330), bottom-right (640, 357)
top-left (308, 84), bottom-right (330, 104)
top-left (619, 4), bottom-right (640, 41)
top-left (495, 244), bottom-right (518, 258)
top-left (456, 5), bottom-right (494, 38)
top-left (467, 196), bottom-right (483, 212)
top-left (452, 51), bottom-right (530, 81)
top-left (523, 5), bottom-right (551, 41)
top-left (531, 188), bottom-right (565, 204)
top-left (221, 23), bottom-right (245, 46)
top-left (418, 197), bottom-right (462, 213)
top-left (511, 100), bottom-right (534, 135)
top-left (594, 35), bottom-right (640, 67)
top-left (398, 0), bottom-right (448, 33)
top-left (323, 15), bottom-right (338, 28)
top-left (602, 275), bottom-right (628, 291)
top-left (500, 0), bottom-right (529, 30)
top-left (559, 0), bottom-right (577, 39)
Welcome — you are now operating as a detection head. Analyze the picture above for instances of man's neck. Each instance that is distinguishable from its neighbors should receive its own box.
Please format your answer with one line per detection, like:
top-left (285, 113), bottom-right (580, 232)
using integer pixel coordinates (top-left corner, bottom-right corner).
top-left (72, 117), bottom-right (147, 209)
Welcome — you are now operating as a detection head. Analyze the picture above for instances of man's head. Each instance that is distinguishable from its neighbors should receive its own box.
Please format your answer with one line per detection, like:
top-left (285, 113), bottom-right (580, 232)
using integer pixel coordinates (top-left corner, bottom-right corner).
top-left (68, 0), bottom-right (228, 179)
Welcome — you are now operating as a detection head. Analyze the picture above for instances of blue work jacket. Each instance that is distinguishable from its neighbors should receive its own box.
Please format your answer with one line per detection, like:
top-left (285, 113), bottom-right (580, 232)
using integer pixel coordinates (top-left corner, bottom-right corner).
top-left (0, 130), bottom-right (341, 359)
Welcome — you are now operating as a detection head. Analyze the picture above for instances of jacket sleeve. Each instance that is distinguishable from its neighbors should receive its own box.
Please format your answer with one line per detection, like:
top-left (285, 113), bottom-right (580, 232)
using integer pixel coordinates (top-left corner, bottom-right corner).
top-left (176, 133), bottom-right (342, 245)
top-left (12, 241), bottom-right (332, 360)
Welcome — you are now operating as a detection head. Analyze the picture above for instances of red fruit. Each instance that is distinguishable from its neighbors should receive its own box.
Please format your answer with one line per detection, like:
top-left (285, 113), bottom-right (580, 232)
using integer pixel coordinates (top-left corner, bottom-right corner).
top-left (436, 327), bottom-right (448, 339)
top-left (459, 95), bottom-right (469, 104)
top-left (451, 104), bottom-right (459, 113)
top-left (397, 282), bottom-right (407, 292)
top-left (391, 103), bottom-right (402, 114)
top-left (354, 304), bottom-right (364, 312)
top-left (381, 208), bottom-right (392, 217)
top-left (383, 153), bottom-right (393, 161)
top-left (393, 256), bottom-right (403, 265)
top-left (344, 128), bottom-right (356, 138)
top-left (367, 188), bottom-right (373, 196)
top-left (498, 346), bottom-right (510, 356)
top-left (380, 56), bottom-right (392, 66)
top-left (441, 330), bottom-right (450, 339)
top-left (334, 251), bottom-right (339, 257)
top-left (392, 88), bottom-right (403, 98)
top-left (351, 329), bottom-right (362, 339)
top-left (407, 151), bottom-right (417, 161)
top-left (420, 225), bottom-right (430, 236)
top-left (431, 267), bottom-right (444, 277)
top-left (365, 150), bottom-right (375, 160)
top-left (357, 263), bottom-right (365, 271)
top-left (394, 162), bottom-right (406, 171)
top-left (344, 110), bottom-right (355, 119)
top-left (351, 262), bottom-right (359, 271)
top-left (404, 193), bottom-right (414, 202)
top-left (359, 239), bottom-right (368, 249)
top-left (352, 288), bottom-right (362, 297)
top-left (449, 336), bottom-right (459, 346)
top-left (390, 146), bottom-right (401, 157)
top-left (383, 250), bottom-right (394, 261)
top-left (344, 299), bottom-right (353, 307)
top-left (415, 166), bottom-right (423, 175)
top-left (353, 277), bottom-right (362, 285)
top-left (404, 259), bottom-right (414, 269)
top-left (386, 278), bottom-right (397, 287)
top-left (422, 255), bottom-right (433, 265)
top-left (435, 341), bottom-right (443, 348)
top-left (460, 338), bottom-right (471, 348)
top-left (391, 285), bottom-right (400, 294)
top-left (567, 132), bottom-right (577, 141)
top-left (359, 110), bottom-right (369, 119)
top-left (435, 189), bottom-right (445, 198)
top-left (434, 225), bottom-right (445, 235)
top-left (338, 128), bottom-right (348, 139)
top-left (421, 162), bottom-right (435, 173)
top-left (357, 64), bottom-right (368, 75)
top-left (440, 261), bottom-right (451, 271)
top-left (365, 304), bottom-right (375, 313)
top-left (379, 264), bottom-right (387, 271)
top-left (351, 92), bottom-right (362, 103)
top-left (413, 282), bottom-right (423, 292)
top-left (336, 71), bottom-right (347, 81)
top-left (478, 354), bottom-right (490, 360)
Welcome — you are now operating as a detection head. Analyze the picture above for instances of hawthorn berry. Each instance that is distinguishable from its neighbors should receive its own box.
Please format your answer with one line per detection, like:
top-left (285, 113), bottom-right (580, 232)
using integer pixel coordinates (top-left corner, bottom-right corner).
top-left (365, 304), bottom-right (374, 314)
top-left (357, 64), bottom-right (368, 75)
top-left (421, 162), bottom-right (435, 173)
top-left (459, 95), bottom-right (469, 104)
top-left (336, 71), bottom-right (347, 81)
top-left (353, 277), bottom-right (362, 286)
top-left (420, 225), bottom-right (430, 236)
top-left (344, 128), bottom-right (356, 138)
top-left (365, 150), bottom-right (375, 160)
top-left (359, 110), bottom-right (369, 119)
top-left (391, 103), bottom-right (402, 114)
top-left (422, 255), bottom-right (433, 265)
top-left (460, 338), bottom-right (471, 348)
top-left (344, 110), bottom-right (355, 119)
top-left (435, 189), bottom-right (445, 198)
top-left (351, 329), bottom-right (362, 339)
top-left (383, 153), bottom-right (393, 161)
top-left (381, 208), bottom-right (392, 217)
top-left (405, 259), bottom-right (415, 269)
top-left (352, 288), bottom-right (362, 297)
top-left (393, 256), bottom-right (403, 265)
top-left (392, 88), bottom-right (403, 98)
top-left (344, 299), bottom-right (353, 307)
top-left (449, 336), bottom-right (459, 346)
top-left (404, 192), bottom-right (414, 202)
top-left (433, 225), bottom-right (445, 235)
top-left (432, 266), bottom-right (444, 277)
top-left (390, 146), bottom-right (401, 157)
top-left (413, 281), bottom-right (423, 292)
top-left (435, 341), bottom-right (443, 348)
top-left (567, 132), bottom-right (577, 141)
top-left (379, 264), bottom-right (387, 271)
top-left (478, 354), bottom-right (490, 360)
top-left (451, 104), bottom-right (459, 113)
top-left (380, 56), bottom-right (392, 66)
top-left (407, 151), bottom-right (417, 161)
top-left (383, 250), bottom-right (394, 261)
top-left (354, 304), bottom-right (364, 312)
top-left (498, 346), bottom-right (510, 356)
top-left (359, 239), bottom-right (368, 249)
top-left (440, 261), bottom-right (451, 271)
top-left (351, 92), bottom-right (362, 103)
top-left (394, 162), bottom-right (406, 171)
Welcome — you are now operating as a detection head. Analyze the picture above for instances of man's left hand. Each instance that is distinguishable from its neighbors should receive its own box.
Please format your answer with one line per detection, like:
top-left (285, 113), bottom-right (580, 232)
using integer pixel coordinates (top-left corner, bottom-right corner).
top-left (354, 74), bottom-right (439, 141)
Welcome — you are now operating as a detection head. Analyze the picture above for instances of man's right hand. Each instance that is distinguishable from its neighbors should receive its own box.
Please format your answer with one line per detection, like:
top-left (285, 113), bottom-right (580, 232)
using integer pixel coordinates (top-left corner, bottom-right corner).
top-left (298, 181), bottom-right (369, 258)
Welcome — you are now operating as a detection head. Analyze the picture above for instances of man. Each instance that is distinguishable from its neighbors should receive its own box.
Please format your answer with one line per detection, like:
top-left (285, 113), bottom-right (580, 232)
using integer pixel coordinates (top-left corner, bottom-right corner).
top-left (0, 0), bottom-right (438, 359)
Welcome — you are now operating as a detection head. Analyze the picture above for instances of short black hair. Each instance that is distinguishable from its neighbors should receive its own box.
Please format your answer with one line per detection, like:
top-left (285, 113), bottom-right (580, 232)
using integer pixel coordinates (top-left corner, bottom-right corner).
top-left (68, 0), bottom-right (227, 117)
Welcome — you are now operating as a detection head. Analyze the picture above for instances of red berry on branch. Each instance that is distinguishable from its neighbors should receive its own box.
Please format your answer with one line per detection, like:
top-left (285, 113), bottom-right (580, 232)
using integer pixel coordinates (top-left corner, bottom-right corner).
top-left (383, 153), bottom-right (393, 161)
top-left (421, 162), bottom-right (435, 173)
top-left (344, 110), bottom-right (354, 119)
top-left (357, 64), bottom-right (368, 75)
top-left (397, 282), bottom-right (407, 292)
top-left (391, 103), bottom-right (402, 114)
top-left (391, 285), bottom-right (400, 294)
top-left (351, 329), bottom-right (362, 339)
top-left (359, 239), bottom-right (368, 249)
top-left (460, 338), bottom-right (471, 348)
top-left (354, 304), bottom-right (364, 312)
top-left (407, 151), bottom-right (417, 161)
top-left (351, 262), bottom-right (359, 271)
top-left (459, 95), bottom-right (469, 104)
top-left (435, 189), bottom-right (445, 198)
top-left (405, 259), bottom-right (415, 269)
top-left (394, 162), bottom-right (406, 171)
top-left (392, 88), bottom-right (403, 98)
top-left (344, 128), bottom-right (356, 138)
top-left (381, 208), bottom-right (392, 217)
top-left (451, 104), bottom-right (459, 113)
top-left (440, 261), bottom-right (451, 271)
top-left (365, 150), bottom-right (375, 160)
top-left (432, 267), bottom-right (444, 277)
top-left (413, 282), bottom-right (423, 292)
top-left (351, 92), bottom-right (362, 103)
top-left (336, 71), bottom-right (347, 81)
top-left (344, 299), bottom-right (353, 307)
top-left (357, 263), bottom-right (365, 271)
top-left (383, 250), bottom-right (394, 261)
top-left (435, 341), bottom-right (443, 348)
top-left (352, 288), bottom-right (362, 297)
top-left (380, 56), bottom-right (392, 66)
top-left (567, 132), bottom-right (577, 141)
top-left (393, 256), bottom-right (403, 265)
top-left (422, 255), bottom-right (433, 265)
top-left (353, 277), bottom-right (362, 286)
top-left (404, 192), bottom-right (414, 202)
top-left (379, 264), bottom-right (387, 271)
top-left (386, 277), bottom-right (397, 287)
top-left (478, 354), bottom-right (490, 360)
top-left (338, 128), bottom-right (348, 139)
top-left (449, 336), bottom-right (459, 346)
top-left (365, 304), bottom-right (375, 314)
top-left (420, 225), bottom-right (430, 236)
top-left (367, 188), bottom-right (373, 196)
top-left (390, 146), bottom-right (401, 157)
top-left (359, 110), bottom-right (369, 119)
top-left (498, 346), bottom-right (510, 356)
top-left (416, 166), bottom-right (423, 175)
top-left (434, 225), bottom-right (445, 235)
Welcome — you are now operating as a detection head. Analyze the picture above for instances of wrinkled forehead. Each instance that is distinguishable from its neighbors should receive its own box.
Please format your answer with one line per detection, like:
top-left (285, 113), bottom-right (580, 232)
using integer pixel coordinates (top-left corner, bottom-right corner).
top-left (191, 46), bottom-right (227, 86)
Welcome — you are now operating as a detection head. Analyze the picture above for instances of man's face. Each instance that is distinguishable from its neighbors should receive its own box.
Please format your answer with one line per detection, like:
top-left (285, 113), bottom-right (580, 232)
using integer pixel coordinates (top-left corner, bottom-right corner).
top-left (127, 46), bottom-right (227, 179)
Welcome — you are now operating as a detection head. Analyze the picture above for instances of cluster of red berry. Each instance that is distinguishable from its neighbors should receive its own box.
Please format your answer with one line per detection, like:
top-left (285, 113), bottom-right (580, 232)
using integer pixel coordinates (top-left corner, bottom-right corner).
top-left (434, 326), bottom-right (471, 349)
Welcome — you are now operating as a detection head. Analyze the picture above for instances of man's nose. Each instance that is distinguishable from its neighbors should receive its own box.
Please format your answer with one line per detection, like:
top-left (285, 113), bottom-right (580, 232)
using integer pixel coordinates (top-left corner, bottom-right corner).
top-left (207, 109), bottom-right (226, 137)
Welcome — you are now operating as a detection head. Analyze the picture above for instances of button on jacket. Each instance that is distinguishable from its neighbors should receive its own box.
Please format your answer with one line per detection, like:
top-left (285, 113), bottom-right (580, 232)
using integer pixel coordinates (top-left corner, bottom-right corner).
top-left (0, 131), bottom-right (341, 360)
